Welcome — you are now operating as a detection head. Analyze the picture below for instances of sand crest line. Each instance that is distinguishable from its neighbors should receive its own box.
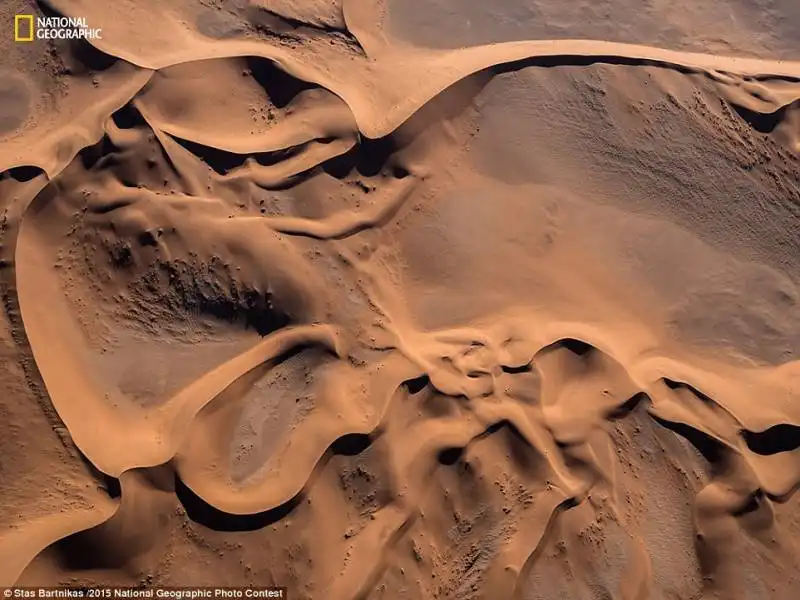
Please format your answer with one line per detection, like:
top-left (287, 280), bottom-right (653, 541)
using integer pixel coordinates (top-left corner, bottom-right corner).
top-left (70, 34), bottom-right (800, 137)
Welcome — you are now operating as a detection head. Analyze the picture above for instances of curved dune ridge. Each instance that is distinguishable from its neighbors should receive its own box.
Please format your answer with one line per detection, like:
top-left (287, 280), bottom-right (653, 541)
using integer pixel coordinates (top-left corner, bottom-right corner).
top-left (1, 0), bottom-right (800, 597)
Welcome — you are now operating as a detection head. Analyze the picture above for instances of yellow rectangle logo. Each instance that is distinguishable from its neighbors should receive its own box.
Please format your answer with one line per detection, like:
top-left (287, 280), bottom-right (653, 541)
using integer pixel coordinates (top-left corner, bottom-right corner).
top-left (15, 15), bottom-right (34, 42)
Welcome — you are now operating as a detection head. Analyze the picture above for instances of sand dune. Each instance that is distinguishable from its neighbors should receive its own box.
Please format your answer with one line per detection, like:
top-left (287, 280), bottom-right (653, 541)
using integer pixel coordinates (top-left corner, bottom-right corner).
top-left (1, 0), bottom-right (800, 597)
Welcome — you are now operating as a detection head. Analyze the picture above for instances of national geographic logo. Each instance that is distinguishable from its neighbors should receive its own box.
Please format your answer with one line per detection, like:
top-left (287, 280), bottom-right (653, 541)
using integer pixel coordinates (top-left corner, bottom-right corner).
top-left (13, 15), bottom-right (33, 41)
top-left (14, 15), bottom-right (102, 42)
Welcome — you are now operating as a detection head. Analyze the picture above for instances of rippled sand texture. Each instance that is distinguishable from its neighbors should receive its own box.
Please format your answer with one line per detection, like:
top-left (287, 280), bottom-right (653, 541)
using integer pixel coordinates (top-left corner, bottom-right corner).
top-left (1, 0), bottom-right (800, 598)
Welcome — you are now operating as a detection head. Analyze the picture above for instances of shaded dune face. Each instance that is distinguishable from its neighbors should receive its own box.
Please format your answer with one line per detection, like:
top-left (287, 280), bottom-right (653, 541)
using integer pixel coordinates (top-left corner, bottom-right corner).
top-left (1, 0), bottom-right (800, 598)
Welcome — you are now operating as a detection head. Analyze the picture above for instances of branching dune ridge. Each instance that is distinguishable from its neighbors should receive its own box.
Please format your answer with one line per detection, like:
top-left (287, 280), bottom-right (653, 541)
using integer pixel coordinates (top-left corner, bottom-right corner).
top-left (1, 0), bottom-right (799, 598)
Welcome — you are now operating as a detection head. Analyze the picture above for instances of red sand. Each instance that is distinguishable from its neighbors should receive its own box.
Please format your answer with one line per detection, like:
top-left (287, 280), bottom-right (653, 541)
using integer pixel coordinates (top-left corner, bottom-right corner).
top-left (1, 0), bottom-right (799, 598)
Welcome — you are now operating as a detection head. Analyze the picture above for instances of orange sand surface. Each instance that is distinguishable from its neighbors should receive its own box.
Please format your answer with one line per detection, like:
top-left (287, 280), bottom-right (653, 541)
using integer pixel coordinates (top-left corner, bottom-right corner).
top-left (1, 0), bottom-right (800, 598)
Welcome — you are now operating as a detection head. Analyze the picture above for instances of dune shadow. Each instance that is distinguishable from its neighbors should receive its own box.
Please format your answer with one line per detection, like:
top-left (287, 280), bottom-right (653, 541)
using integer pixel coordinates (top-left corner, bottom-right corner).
top-left (743, 423), bottom-right (800, 455)
top-left (175, 474), bottom-right (303, 532)
top-left (331, 432), bottom-right (373, 456)
top-left (730, 102), bottom-right (790, 134)
top-left (650, 415), bottom-right (726, 466)
top-left (493, 54), bottom-right (702, 77)
top-left (170, 135), bottom-right (303, 175)
top-left (2, 165), bottom-right (43, 183)
top-left (245, 57), bottom-right (316, 108)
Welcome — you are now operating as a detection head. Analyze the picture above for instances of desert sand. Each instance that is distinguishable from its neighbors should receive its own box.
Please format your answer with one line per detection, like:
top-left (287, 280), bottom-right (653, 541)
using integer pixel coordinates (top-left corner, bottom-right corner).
top-left (1, 0), bottom-right (799, 598)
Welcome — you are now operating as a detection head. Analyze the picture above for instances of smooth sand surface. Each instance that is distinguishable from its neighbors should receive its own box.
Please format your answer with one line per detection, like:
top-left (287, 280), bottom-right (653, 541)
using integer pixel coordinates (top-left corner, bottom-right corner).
top-left (1, 0), bottom-right (799, 597)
